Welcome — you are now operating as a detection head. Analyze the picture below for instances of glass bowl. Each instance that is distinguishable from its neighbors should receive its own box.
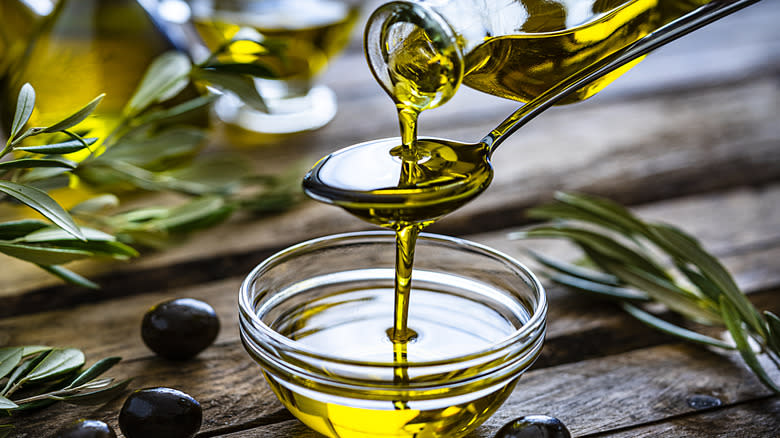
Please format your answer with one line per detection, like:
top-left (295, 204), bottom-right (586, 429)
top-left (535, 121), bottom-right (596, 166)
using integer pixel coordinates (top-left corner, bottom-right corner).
top-left (239, 231), bottom-right (547, 438)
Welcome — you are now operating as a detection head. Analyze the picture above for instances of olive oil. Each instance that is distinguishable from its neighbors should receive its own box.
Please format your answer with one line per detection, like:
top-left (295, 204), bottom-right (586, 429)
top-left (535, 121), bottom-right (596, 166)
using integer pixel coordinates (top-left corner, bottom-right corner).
top-left (259, 273), bottom-right (530, 438)
top-left (192, 0), bottom-right (359, 85)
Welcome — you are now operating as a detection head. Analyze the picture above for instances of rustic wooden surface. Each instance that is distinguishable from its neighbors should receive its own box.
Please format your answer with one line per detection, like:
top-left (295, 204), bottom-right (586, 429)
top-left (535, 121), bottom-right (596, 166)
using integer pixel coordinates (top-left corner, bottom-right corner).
top-left (2, 1), bottom-right (779, 437)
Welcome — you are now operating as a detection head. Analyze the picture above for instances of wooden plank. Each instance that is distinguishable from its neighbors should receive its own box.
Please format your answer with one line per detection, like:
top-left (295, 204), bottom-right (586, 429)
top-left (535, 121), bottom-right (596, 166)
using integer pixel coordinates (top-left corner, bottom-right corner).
top-left (195, 344), bottom-right (780, 437)
top-left (2, 184), bottom-right (779, 351)
top-left (1, 184), bottom-right (779, 360)
top-left (586, 397), bottom-right (780, 437)
top-left (1, 77), bottom-right (777, 304)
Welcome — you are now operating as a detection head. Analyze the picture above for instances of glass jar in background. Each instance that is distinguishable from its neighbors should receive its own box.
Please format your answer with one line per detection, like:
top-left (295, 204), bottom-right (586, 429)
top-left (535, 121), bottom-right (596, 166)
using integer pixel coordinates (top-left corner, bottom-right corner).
top-left (186, 0), bottom-right (361, 135)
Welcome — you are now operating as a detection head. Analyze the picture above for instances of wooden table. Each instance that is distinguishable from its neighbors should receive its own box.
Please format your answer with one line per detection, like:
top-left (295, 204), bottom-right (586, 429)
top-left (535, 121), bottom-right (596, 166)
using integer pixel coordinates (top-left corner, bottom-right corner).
top-left (2, 1), bottom-right (779, 436)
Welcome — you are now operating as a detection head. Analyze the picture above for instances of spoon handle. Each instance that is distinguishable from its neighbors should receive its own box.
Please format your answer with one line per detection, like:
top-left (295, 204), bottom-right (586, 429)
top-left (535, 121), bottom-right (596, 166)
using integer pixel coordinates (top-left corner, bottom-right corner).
top-left (483, 0), bottom-right (761, 156)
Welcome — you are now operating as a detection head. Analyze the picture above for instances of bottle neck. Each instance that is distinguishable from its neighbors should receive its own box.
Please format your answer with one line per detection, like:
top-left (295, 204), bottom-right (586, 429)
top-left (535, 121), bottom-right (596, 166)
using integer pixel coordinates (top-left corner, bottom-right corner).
top-left (364, 0), bottom-right (465, 113)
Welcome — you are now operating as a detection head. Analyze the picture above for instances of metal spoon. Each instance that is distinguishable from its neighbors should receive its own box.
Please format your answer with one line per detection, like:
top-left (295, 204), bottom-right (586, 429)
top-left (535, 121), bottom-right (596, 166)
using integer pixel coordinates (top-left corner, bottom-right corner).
top-left (303, 0), bottom-right (760, 216)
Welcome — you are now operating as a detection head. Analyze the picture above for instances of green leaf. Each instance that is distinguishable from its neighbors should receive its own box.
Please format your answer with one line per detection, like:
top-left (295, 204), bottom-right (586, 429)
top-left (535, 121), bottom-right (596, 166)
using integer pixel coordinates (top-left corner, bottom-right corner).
top-left (21, 346), bottom-right (52, 357)
top-left (0, 395), bottom-right (18, 409)
top-left (42, 94), bottom-right (104, 133)
top-left (133, 94), bottom-right (217, 128)
top-left (0, 220), bottom-right (49, 240)
top-left (95, 127), bottom-right (205, 169)
top-left (193, 69), bottom-right (268, 112)
top-left (554, 191), bottom-right (650, 236)
top-left (622, 302), bottom-right (734, 349)
top-left (522, 247), bottom-right (623, 286)
top-left (2, 350), bottom-right (49, 394)
top-left (765, 311), bottom-right (780, 355)
top-left (0, 348), bottom-right (23, 380)
top-left (0, 181), bottom-right (84, 240)
top-left (0, 157), bottom-right (77, 170)
top-left (598, 259), bottom-right (721, 323)
top-left (16, 137), bottom-right (98, 155)
top-left (720, 297), bottom-right (780, 393)
top-left (19, 226), bottom-right (116, 243)
top-left (548, 271), bottom-right (649, 301)
top-left (69, 194), bottom-right (120, 215)
top-left (0, 241), bottom-right (93, 265)
top-left (37, 265), bottom-right (100, 289)
top-left (10, 83), bottom-right (35, 140)
top-left (67, 357), bottom-right (121, 388)
top-left (61, 377), bottom-right (132, 406)
top-left (650, 223), bottom-right (765, 337)
top-left (675, 262), bottom-right (722, 304)
top-left (24, 348), bottom-right (85, 383)
top-left (126, 51), bottom-right (192, 115)
top-left (511, 226), bottom-right (670, 280)
top-left (153, 196), bottom-right (233, 233)
top-left (164, 154), bottom-right (252, 192)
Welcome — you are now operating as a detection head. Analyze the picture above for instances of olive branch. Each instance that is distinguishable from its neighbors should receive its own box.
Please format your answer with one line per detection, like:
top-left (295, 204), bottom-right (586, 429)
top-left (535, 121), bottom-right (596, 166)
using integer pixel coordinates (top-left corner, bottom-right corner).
top-left (0, 39), bottom-right (303, 288)
top-left (0, 346), bottom-right (129, 437)
top-left (509, 192), bottom-right (780, 393)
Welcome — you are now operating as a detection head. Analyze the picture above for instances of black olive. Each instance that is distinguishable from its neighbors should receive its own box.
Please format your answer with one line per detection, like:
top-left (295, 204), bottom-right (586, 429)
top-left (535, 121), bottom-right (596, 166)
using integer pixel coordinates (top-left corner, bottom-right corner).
top-left (118, 387), bottom-right (202, 438)
top-left (494, 415), bottom-right (571, 438)
top-left (141, 298), bottom-right (220, 360)
top-left (53, 419), bottom-right (117, 438)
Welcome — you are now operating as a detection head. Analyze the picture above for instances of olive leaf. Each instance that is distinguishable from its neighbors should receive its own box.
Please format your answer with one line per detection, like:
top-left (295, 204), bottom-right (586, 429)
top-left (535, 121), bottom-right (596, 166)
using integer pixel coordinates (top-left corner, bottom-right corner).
top-left (41, 94), bottom-right (105, 133)
top-left (37, 265), bottom-right (99, 290)
top-left (58, 378), bottom-right (132, 406)
top-left (0, 241), bottom-right (93, 265)
top-left (0, 157), bottom-right (77, 170)
top-left (0, 395), bottom-right (18, 409)
top-left (9, 83), bottom-right (35, 140)
top-left (0, 220), bottom-right (49, 240)
top-left (2, 349), bottom-right (50, 395)
top-left (721, 297), bottom-right (780, 393)
top-left (193, 69), bottom-right (268, 112)
top-left (765, 311), bottom-right (780, 355)
top-left (66, 357), bottom-right (121, 388)
top-left (0, 349), bottom-right (23, 380)
top-left (511, 191), bottom-right (780, 393)
top-left (622, 302), bottom-right (734, 349)
top-left (16, 137), bottom-right (98, 155)
top-left (23, 348), bottom-right (85, 384)
top-left (132, 94), bottom-right (217, 128)
top-left (1, 347), bottom-right (129, 418)
top-left (125, 51), bottom-right (192, 115)
top-left (0, 181), bottom-right (84, 241)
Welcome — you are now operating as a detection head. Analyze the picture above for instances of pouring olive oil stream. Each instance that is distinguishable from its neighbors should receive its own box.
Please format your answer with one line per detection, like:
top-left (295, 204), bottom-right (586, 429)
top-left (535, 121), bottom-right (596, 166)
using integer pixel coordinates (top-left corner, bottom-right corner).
top-left (303, 0), bottom-right (757, 384)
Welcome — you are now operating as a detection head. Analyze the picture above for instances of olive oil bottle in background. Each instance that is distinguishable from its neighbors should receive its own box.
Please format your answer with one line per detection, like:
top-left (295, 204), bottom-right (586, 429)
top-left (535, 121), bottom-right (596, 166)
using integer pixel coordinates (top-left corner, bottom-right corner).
top-left (0, 0), bottom-right (188, 146)
top-left (0, 1), bottom-right (46, 81)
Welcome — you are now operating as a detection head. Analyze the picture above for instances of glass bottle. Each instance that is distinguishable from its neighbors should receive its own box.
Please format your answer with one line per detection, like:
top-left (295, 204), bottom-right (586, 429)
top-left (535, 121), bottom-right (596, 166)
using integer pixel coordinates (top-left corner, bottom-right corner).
top-left (364, 0), bottom-right (713, 113)
top-left (0, 0), bottom-right (189, 144)
top-left (0, 1), bottom-right (48, 80)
